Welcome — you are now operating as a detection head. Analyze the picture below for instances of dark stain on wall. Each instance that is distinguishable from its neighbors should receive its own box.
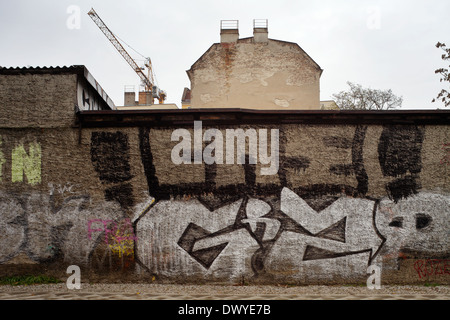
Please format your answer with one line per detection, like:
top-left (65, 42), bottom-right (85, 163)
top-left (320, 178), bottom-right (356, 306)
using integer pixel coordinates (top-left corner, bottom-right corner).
top-left (378, 125), bottom-right (425, 202)
top-left (91, 132), bottom-right (134, 209)
top-left (91, 132), bottom-right (132, 183)
top-left (378, 125), bottom-right (424, 177)
top-left (385, 176), bottom-right (420, 203)
top-left (104, 183), bottom-right (134, 210)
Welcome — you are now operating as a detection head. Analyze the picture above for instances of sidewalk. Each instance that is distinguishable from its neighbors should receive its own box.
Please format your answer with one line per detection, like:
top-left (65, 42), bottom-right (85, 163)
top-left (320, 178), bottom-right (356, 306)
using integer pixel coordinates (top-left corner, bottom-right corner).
top-left (0, 283), bottom-right (449, 300)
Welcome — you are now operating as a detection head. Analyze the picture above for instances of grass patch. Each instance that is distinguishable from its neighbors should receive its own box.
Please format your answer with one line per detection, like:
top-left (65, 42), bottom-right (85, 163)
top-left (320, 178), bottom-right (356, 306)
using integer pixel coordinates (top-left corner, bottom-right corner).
top-left (0, 275), bottom-right (62, 286)
top-left (423, 282), bottom-right (441, 287)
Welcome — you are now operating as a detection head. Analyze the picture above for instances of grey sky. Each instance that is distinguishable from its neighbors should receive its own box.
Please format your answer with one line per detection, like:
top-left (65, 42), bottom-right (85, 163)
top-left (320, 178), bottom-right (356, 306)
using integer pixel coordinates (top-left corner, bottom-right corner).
top-left (1, 0), bottom-right (449, 109)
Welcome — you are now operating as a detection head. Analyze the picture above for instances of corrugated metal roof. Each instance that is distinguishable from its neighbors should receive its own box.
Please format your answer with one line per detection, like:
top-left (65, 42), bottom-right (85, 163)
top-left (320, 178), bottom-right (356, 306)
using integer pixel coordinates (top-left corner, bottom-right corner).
top-left (0, 65), bottom-right (86, 75)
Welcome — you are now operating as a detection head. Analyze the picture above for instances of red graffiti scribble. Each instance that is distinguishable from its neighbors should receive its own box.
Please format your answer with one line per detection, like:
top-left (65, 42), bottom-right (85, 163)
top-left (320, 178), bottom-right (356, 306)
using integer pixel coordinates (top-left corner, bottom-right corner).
top-left (414, 259), bottom-right (450, 279)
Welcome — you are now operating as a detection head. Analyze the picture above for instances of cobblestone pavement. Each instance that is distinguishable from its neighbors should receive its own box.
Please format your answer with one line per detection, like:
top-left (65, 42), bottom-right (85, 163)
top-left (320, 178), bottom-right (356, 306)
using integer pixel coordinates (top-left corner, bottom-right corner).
top-left (0, 283), bottom-right (449, 300)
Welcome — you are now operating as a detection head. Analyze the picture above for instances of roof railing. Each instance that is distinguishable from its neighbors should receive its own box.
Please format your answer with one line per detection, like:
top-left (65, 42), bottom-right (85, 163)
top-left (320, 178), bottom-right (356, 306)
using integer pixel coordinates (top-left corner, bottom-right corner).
top-left (253, 19), bottom-right (268, 29)
top-left (220, 20), bottom-right (239, 30)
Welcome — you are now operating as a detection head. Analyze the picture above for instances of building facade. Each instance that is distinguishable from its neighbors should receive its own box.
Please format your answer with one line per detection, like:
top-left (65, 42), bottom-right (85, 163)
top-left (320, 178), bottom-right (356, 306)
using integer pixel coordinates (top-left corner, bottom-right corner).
top-left (186, 20), bottom-right (323, 110)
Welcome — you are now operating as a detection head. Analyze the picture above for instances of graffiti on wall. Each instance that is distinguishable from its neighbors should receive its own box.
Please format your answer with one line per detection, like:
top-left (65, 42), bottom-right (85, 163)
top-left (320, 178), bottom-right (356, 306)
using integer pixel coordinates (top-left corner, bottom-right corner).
top-left (130, 124), bottom-right (448, 281)
top-left (87, 218), bottom-right (137, 258)
top-left (0, 122), bottom-right (447, 283)
top-left (134, 193), bottom-right (449, 281)
top-left (135, 188), bottom-right (449, 281)
top-left (0, 192), bottom-right (124, 265)
top-left (174, 187), bottom-right (384, 277)
top-left (414, 259), bottom-right (450, 279)
top-left (378, 126), bottom-right (424, 202)
top-left (138, 125), bottom-right (429, 206)
top-left (0, 136), bottom-right (41, 185)
top-left (48, 182), bottom-right (79, 196)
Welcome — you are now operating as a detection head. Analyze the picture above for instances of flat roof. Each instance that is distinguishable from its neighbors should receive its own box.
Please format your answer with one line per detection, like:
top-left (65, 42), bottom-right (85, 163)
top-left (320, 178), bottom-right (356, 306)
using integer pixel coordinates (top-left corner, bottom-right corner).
top-left (77, 108), bottom-right (450, 128)
top-left (115, 104), bottom-right (179, 111)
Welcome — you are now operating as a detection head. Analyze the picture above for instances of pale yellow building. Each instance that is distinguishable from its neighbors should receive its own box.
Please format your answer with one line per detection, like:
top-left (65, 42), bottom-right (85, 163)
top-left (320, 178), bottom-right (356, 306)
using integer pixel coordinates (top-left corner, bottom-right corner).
top-left (320, 100), bottom-right (340, 110)
top-left (186, 20), bottom-right (323, 110)
top-left (181, 87), bottom-right (191, 109)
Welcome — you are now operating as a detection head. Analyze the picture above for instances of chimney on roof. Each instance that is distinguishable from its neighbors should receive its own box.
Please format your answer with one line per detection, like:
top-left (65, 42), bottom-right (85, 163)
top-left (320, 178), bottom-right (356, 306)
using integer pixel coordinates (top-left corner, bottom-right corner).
top-left (124, 85), bottom-right (137, 106)
top-left (220, 20), bottom-right (239, 43)
top-left (253, 19), bottom-right (268, 43)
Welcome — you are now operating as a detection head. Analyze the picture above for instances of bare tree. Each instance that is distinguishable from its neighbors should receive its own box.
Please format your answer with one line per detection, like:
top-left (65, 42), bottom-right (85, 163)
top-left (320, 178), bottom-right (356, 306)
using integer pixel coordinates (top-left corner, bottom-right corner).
top-left (332, 82), bottom-right (403, 110)
top-left (432, 42), bottom-right (450, 107)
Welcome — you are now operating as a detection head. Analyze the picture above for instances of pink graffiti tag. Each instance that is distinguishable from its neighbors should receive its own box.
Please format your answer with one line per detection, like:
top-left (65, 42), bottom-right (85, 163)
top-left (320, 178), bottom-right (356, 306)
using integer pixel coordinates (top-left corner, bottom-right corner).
top-left (87, 218), bottom-right (137, 244)
top-left (414, 259), bottom-right (450, 279)
top-left (88, 219), bottom-right (116, 243)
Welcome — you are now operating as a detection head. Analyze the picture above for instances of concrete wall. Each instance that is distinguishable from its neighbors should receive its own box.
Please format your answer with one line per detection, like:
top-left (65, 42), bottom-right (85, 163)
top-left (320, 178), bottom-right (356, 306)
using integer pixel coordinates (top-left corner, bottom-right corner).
top-left (133, 120), bottom-right (449, 284)
top-left (0, 85), bottom-right (448, 285)
top-left (0, 66), bottom-right (113, 130)
top-left (187, 39), bottom-right (322, 110)
top-left (0, 73), bottom-right (78, 128)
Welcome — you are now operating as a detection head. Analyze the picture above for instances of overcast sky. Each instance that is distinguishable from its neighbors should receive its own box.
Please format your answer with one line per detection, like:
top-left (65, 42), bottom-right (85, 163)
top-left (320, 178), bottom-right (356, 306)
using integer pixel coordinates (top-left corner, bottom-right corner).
top-left (1, 0), bottom-right (449, 109)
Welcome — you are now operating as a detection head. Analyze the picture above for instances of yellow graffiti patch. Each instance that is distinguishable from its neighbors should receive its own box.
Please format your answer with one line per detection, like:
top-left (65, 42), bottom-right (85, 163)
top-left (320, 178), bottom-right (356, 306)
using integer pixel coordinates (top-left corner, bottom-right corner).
top-left (11, 142), bottom-right (41, 185)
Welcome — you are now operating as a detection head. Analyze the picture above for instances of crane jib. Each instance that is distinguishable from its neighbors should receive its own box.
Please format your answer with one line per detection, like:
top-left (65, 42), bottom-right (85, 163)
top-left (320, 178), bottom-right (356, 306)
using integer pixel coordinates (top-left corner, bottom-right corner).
top-left (87, 8), bottom-right (166, 102)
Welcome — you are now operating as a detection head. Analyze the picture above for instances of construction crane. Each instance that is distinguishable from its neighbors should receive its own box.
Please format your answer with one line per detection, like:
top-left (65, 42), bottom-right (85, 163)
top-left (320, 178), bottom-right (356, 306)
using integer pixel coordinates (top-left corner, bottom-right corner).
top-left (87, 8), bottom-right (166, 104)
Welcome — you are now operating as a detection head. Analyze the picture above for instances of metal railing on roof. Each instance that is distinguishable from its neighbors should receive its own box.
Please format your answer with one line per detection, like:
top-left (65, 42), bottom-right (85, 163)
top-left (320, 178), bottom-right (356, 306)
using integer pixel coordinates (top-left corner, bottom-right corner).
top-left (124, 85), bottom-right (135, 93)
top-left (253, 19), bottom-right (268, 29)
top-left (220, 20), bottom-right (239, 30)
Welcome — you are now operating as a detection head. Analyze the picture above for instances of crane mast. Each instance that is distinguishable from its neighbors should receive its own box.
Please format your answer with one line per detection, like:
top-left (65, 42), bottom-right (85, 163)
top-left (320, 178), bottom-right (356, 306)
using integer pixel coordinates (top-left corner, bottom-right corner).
top-left (88, 8), bottom-right (166, 104)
